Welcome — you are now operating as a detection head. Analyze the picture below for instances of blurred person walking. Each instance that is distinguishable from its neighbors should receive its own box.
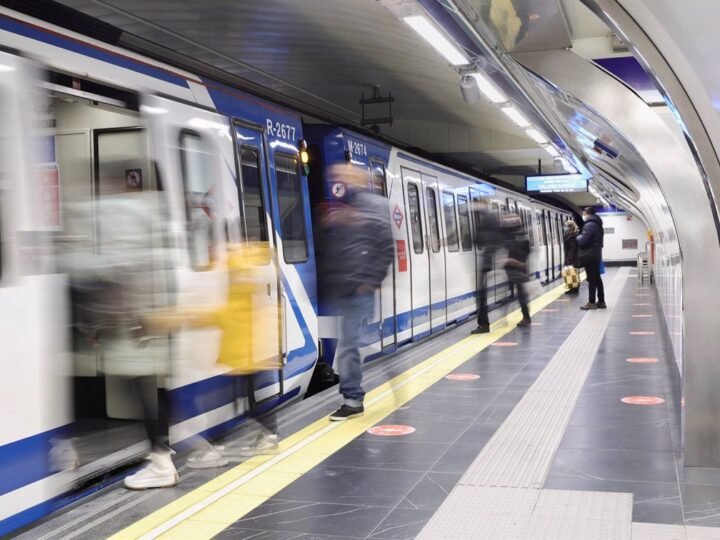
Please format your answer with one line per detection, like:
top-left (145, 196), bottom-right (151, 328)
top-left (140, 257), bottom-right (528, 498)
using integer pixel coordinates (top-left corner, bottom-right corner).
top-left (65, 168), bottom-right (178, 490)
top-left (471, 199), bottom-right (501, 334)
top-left (502, 213), bottom-right (532, 328)
top-left (316, 164), bottom-right (394, 422)
top-left (577, 207), bottom-right (606, 310)
top-left (562, 220), bottom-right (580, 295)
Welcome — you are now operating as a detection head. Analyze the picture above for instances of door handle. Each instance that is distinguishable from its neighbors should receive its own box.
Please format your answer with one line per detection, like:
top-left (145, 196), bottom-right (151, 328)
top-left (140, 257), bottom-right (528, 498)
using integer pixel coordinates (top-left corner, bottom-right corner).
top-left (267, 283), bottom-right (271, 297)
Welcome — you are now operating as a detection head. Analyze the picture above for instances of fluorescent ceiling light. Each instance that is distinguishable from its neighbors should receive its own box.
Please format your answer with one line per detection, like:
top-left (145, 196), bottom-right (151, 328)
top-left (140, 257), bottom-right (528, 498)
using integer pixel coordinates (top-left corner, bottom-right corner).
top-left (501, 105), bottom-right (531, 128)
top-left (470, 73), bottom-right (506, 104)
top-left (543, 145), bottom-right (560, 157)
top-left (525, 128), bottom-right (548, 145)
top-left (0, 64), bottom-right (16, 73)
top-left (560, 157), bottom-right (577, 173)
top-left (403, 15), bottom-right (468, 66)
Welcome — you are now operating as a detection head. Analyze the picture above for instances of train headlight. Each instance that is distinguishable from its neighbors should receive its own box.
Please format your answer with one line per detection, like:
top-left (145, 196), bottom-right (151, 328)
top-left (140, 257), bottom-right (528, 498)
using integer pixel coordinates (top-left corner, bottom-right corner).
top-left (298, 139), bottom-right (310, 174)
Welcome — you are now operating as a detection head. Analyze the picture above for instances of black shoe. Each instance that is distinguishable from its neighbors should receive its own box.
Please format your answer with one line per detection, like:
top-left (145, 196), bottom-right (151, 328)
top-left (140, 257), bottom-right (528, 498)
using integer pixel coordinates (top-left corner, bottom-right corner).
top-left (517, 318), bottom-right (531, 328)
top-left (471, 325), bottom-right (490, 334)
top-left (570, 288), bottom-right (580, 295)
top-left (597, 302), bottom-right (607, 309)
top-left (329, 405), bottom-right (364, 422)
top-left (564, 289), bottom-right (575, 295)
top-left (580, 302), bottom-right (597, 311)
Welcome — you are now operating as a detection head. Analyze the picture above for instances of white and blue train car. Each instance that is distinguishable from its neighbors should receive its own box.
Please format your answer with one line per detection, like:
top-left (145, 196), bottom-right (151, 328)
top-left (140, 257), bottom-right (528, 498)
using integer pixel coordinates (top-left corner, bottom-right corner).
top-left (306, 126), bottom-right (571, 372)
top-left (0, 6), bottom-right (317, 535)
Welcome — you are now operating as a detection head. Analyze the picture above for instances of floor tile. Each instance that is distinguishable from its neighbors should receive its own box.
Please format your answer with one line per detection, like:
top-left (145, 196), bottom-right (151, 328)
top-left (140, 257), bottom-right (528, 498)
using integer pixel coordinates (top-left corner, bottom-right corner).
top-left (320, 439), bottom-right (449, 472)
top-left (396, 472), bottom-right (462, 511)
top-left (233, 500), bottom-right (391, 537)
top-left (682, 483), bottom-right (720, 527)
top-left (558, 423), bottom-right (674, 452)
top-left (367, 507), bottom-right (434, 539)
top-left (273, 466), bottom-right (424, 508)
top-left (548, 448), bottom-right (678, 483)
top-left (430, 443), bottom-right (483, 474)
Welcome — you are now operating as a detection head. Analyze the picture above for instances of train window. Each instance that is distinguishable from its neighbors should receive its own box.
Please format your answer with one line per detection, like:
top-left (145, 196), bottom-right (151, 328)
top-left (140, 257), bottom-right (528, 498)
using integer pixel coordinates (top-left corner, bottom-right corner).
top-left (426, 188), bottom-right (441, 253)
top-left (179, 130), bottom-right (215, 270)
top-left (275, 153), bottom-right (308, 263)
top-left (527, 210), bottom-right (535, 246)
top-left (538, 211), bottom-right (547, 246)
top-left (457, 195), bottom-right (473, 251)
top-left (371, 161), bottom-right (386, 196)
top-left (407, 183), bottom-right (424, 253)
top-left (238, 146), bottom-right (268, 243)
top-left (442, 191), bottom-right (459, 252)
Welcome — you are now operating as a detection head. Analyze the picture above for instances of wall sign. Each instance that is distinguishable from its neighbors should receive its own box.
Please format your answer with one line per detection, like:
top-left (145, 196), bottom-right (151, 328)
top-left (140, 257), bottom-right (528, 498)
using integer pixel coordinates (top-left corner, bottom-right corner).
top-left (396, 240), bottom-right (407, 272)
top-left (125, 168), bottom-right (143, 191)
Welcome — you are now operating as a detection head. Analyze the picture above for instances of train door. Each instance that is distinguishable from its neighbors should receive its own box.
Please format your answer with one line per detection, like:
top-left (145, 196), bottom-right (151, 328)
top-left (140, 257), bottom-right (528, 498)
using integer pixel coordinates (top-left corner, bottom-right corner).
top-left (538, 209), bottom-right (549, 283)
top-left (422, 174), bottom-right (447, 331)
top-left (141, 95), bottom-right (231, 406)
top-left (547, 211), bottom-right (556, 280)
top-left (370, 159), bottom-right (395, 350)
top-left (556, 214), bottom-right (564, 271)
top-left (402, 168), bottom-right (430, 338)
top-left (0, 53), bottom-right (69, 505)
top-left (233, 121), bottom-right (283, 405)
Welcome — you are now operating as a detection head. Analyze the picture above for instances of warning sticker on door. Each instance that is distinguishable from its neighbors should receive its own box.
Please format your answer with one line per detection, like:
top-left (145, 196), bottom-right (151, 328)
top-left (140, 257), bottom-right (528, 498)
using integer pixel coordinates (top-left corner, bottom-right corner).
top-left (392, 204), bottom-right (404, 229)
top-left (396, 240), bottom-right (407, 272)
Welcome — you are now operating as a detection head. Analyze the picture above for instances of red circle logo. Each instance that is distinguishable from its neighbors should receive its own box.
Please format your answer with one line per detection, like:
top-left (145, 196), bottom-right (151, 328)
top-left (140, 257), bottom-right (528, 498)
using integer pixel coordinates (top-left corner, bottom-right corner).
top-left (367, 425), bottom-right (416, 437)
top-left (626, 357), bottom-right (659, 364)
top-left (630, 331), bottom-right (655, 336)
top-left (491, 342), bottom-right (518, 347)
top-left (446, 373), bottom-right (481, 381)
top-left (621, 396), bottom-right (665, 405)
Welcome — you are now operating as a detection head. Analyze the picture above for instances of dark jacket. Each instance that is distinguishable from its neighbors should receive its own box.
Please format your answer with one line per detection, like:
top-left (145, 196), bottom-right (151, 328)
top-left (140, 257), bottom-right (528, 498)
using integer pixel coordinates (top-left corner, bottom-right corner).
top-left (503, 223), bottom-right (531, 284)
top-left (563, 229), bottom-right (579, 267)
top-left (576, 214), bottom-right (604, 264)
top-left (317, 192), bottom-right (394, 299)
top-left (472, 205), bottom-right (501, 271)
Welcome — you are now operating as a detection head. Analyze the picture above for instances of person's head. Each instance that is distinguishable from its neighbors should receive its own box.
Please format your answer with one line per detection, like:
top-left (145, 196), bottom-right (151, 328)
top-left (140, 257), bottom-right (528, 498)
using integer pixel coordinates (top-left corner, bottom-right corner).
top-left (582, 207), bottom-right (596, 222)
top-left (566, 219), bottom-right (577, 232)
top-left (327, 163), bottom-right (369, 191)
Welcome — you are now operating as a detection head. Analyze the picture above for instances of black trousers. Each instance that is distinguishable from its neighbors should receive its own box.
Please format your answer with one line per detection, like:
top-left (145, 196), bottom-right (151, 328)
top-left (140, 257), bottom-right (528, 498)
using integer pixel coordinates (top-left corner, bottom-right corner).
top-left (585, 260), bottom-right (605, 304)
top-left (134, 376), bottom-right (169, 451)
top-left (477, 270), bottom-right (489, 327)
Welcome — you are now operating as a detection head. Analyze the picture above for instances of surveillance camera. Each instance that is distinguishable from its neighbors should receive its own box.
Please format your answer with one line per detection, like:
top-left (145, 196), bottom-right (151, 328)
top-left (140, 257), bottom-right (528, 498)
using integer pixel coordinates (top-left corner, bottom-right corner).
top-left (460, 74), bottom-right (481, 104)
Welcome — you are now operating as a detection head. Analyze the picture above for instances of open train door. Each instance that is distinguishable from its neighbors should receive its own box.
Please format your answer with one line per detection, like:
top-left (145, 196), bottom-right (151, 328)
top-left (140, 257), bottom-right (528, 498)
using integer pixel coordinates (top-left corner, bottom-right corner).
top-left (0, 52), bottom-right (70, 525)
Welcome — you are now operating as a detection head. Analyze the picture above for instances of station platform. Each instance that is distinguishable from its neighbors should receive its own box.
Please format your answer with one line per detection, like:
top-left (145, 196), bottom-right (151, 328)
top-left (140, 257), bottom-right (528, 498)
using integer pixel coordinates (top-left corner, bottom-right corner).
top-left (15, 268), bottom-right (715, 540)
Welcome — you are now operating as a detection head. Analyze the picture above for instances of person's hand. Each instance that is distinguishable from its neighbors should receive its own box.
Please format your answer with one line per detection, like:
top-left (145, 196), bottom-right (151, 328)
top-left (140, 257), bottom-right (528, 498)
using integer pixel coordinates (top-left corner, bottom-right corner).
top-left (356, 284), bottom-right (376, 294)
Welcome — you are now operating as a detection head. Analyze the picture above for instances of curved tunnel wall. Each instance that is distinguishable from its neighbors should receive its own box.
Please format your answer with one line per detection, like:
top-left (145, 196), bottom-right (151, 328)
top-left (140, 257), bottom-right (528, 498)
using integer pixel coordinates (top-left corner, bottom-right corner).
top-left (580, 0), bottom-right (720, 468)
top-left (514, 48), bottom-right (720, 466)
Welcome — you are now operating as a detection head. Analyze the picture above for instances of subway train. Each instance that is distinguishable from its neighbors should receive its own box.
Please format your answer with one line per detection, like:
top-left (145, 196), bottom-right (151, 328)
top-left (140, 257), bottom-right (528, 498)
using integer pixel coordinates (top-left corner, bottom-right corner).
top-left (0, 6), bottom-right (569, 534)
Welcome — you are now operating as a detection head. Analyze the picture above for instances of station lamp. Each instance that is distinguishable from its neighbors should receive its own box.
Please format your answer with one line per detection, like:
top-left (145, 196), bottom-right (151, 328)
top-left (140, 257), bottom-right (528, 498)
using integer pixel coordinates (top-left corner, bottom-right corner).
top-left (403, 15), bottom-right (469, 66)
top-left (501, 105), bottom-right (531, 129)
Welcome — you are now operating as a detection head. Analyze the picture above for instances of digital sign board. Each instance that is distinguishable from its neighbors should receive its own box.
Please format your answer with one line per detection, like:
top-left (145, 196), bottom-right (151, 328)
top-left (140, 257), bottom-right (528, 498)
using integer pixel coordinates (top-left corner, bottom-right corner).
top-left (525, 174), bottom-right (588, 194)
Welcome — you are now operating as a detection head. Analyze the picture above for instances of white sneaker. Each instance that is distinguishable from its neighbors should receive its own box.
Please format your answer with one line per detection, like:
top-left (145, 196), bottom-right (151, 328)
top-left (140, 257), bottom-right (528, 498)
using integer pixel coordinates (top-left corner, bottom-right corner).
top-left (124, 451), bottom-right (178, 490)
top-left (237, 433), bottom-right (279, 457)
top-left (187, 445), bottom-right (228, 469)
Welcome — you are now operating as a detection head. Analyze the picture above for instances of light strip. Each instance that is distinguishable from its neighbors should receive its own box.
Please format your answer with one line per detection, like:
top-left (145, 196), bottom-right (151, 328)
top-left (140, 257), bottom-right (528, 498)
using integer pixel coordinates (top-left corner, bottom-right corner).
top-left (403, 15), bottom-right (468, 66)
top-left (543, 145), bottom-right (560, 158)
top-left (501, 105), bottom-right (531, 128)
top-left (470, 73), bottom-right (506, 104)
top-left (525, 128), bottom-right (548, 145)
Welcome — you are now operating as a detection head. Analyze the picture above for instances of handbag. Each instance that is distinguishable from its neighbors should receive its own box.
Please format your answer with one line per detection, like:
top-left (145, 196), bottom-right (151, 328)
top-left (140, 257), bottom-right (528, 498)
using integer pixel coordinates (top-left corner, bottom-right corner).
top-left (562, 266), bottom-right (579, 288)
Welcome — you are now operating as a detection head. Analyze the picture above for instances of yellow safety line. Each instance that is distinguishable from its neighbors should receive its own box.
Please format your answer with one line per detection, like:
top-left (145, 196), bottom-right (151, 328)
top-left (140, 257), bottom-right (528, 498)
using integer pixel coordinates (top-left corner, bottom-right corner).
top-left (111, 281), bottom-right (569, 540)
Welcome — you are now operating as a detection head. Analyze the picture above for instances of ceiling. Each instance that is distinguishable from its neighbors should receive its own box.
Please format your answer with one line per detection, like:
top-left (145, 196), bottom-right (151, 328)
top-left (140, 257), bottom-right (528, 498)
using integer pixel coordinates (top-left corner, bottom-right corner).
top-left (52, 0), bottom-right (611, 202)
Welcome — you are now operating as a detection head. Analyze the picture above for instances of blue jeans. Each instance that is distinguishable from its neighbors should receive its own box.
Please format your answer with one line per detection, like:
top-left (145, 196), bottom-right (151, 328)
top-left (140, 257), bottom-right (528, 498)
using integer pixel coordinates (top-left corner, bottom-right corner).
top-left (332, 291), bottom-right (375, 407)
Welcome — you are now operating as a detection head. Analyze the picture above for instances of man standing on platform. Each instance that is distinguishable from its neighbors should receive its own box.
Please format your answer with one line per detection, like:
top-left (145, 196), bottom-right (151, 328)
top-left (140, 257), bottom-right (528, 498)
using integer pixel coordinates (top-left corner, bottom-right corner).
top-left (577, 206), bottom-right (606, 310)
top-left (317, 164), bottom-right (394, 422)
top-left (471, 199), bottom-right (500, 334)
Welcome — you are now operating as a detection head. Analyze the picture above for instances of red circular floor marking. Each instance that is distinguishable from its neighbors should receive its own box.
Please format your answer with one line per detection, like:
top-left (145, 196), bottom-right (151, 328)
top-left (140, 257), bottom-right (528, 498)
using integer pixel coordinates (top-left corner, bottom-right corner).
top-left (630, 331), bottom-right (655, 336)
top-left (632, 314), bottom-right (653, 318)
top-left (626, 357), bottom-right (659, 364)
top-left (621, 396), bottom-right (665, 406)
top-left (446, 373), bottom-right (481, 381)
top-left (367, 425), bottom-right (416, 437)
top-left (491, 341), bottom-right (518, 347)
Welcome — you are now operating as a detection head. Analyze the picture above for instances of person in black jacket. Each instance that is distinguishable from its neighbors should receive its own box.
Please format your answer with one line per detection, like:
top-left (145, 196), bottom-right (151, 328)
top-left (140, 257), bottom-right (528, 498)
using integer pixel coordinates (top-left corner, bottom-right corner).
top-left (501, 213), bottom-right (532, 327)
top-left (576, 207), bottom-right (606, 310)
top-left (317, 164), bottom-right (394, 421)
top-left (563, 220), bottom-right (580, 295)
top-left (471, 199), bottom-right (501, 334)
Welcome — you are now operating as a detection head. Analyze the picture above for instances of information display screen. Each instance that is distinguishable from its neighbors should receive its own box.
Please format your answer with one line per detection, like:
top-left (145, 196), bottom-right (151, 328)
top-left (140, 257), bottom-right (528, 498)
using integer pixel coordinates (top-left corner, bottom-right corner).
top-left (525, 174), bottom-right (588, 193)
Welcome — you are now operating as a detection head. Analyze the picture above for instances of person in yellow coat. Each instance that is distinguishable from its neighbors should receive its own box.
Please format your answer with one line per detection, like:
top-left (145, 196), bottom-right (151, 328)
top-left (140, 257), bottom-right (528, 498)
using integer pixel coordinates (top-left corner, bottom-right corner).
top-left (144, 240), bottom-right (282, 466)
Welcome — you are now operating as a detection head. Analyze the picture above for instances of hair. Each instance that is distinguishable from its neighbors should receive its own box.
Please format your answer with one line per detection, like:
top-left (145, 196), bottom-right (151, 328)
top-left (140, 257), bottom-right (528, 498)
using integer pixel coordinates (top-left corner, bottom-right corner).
top-left (566, 220), bottom-right (577, 230)
top-left (583, 207), bottom-right (596, 215)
